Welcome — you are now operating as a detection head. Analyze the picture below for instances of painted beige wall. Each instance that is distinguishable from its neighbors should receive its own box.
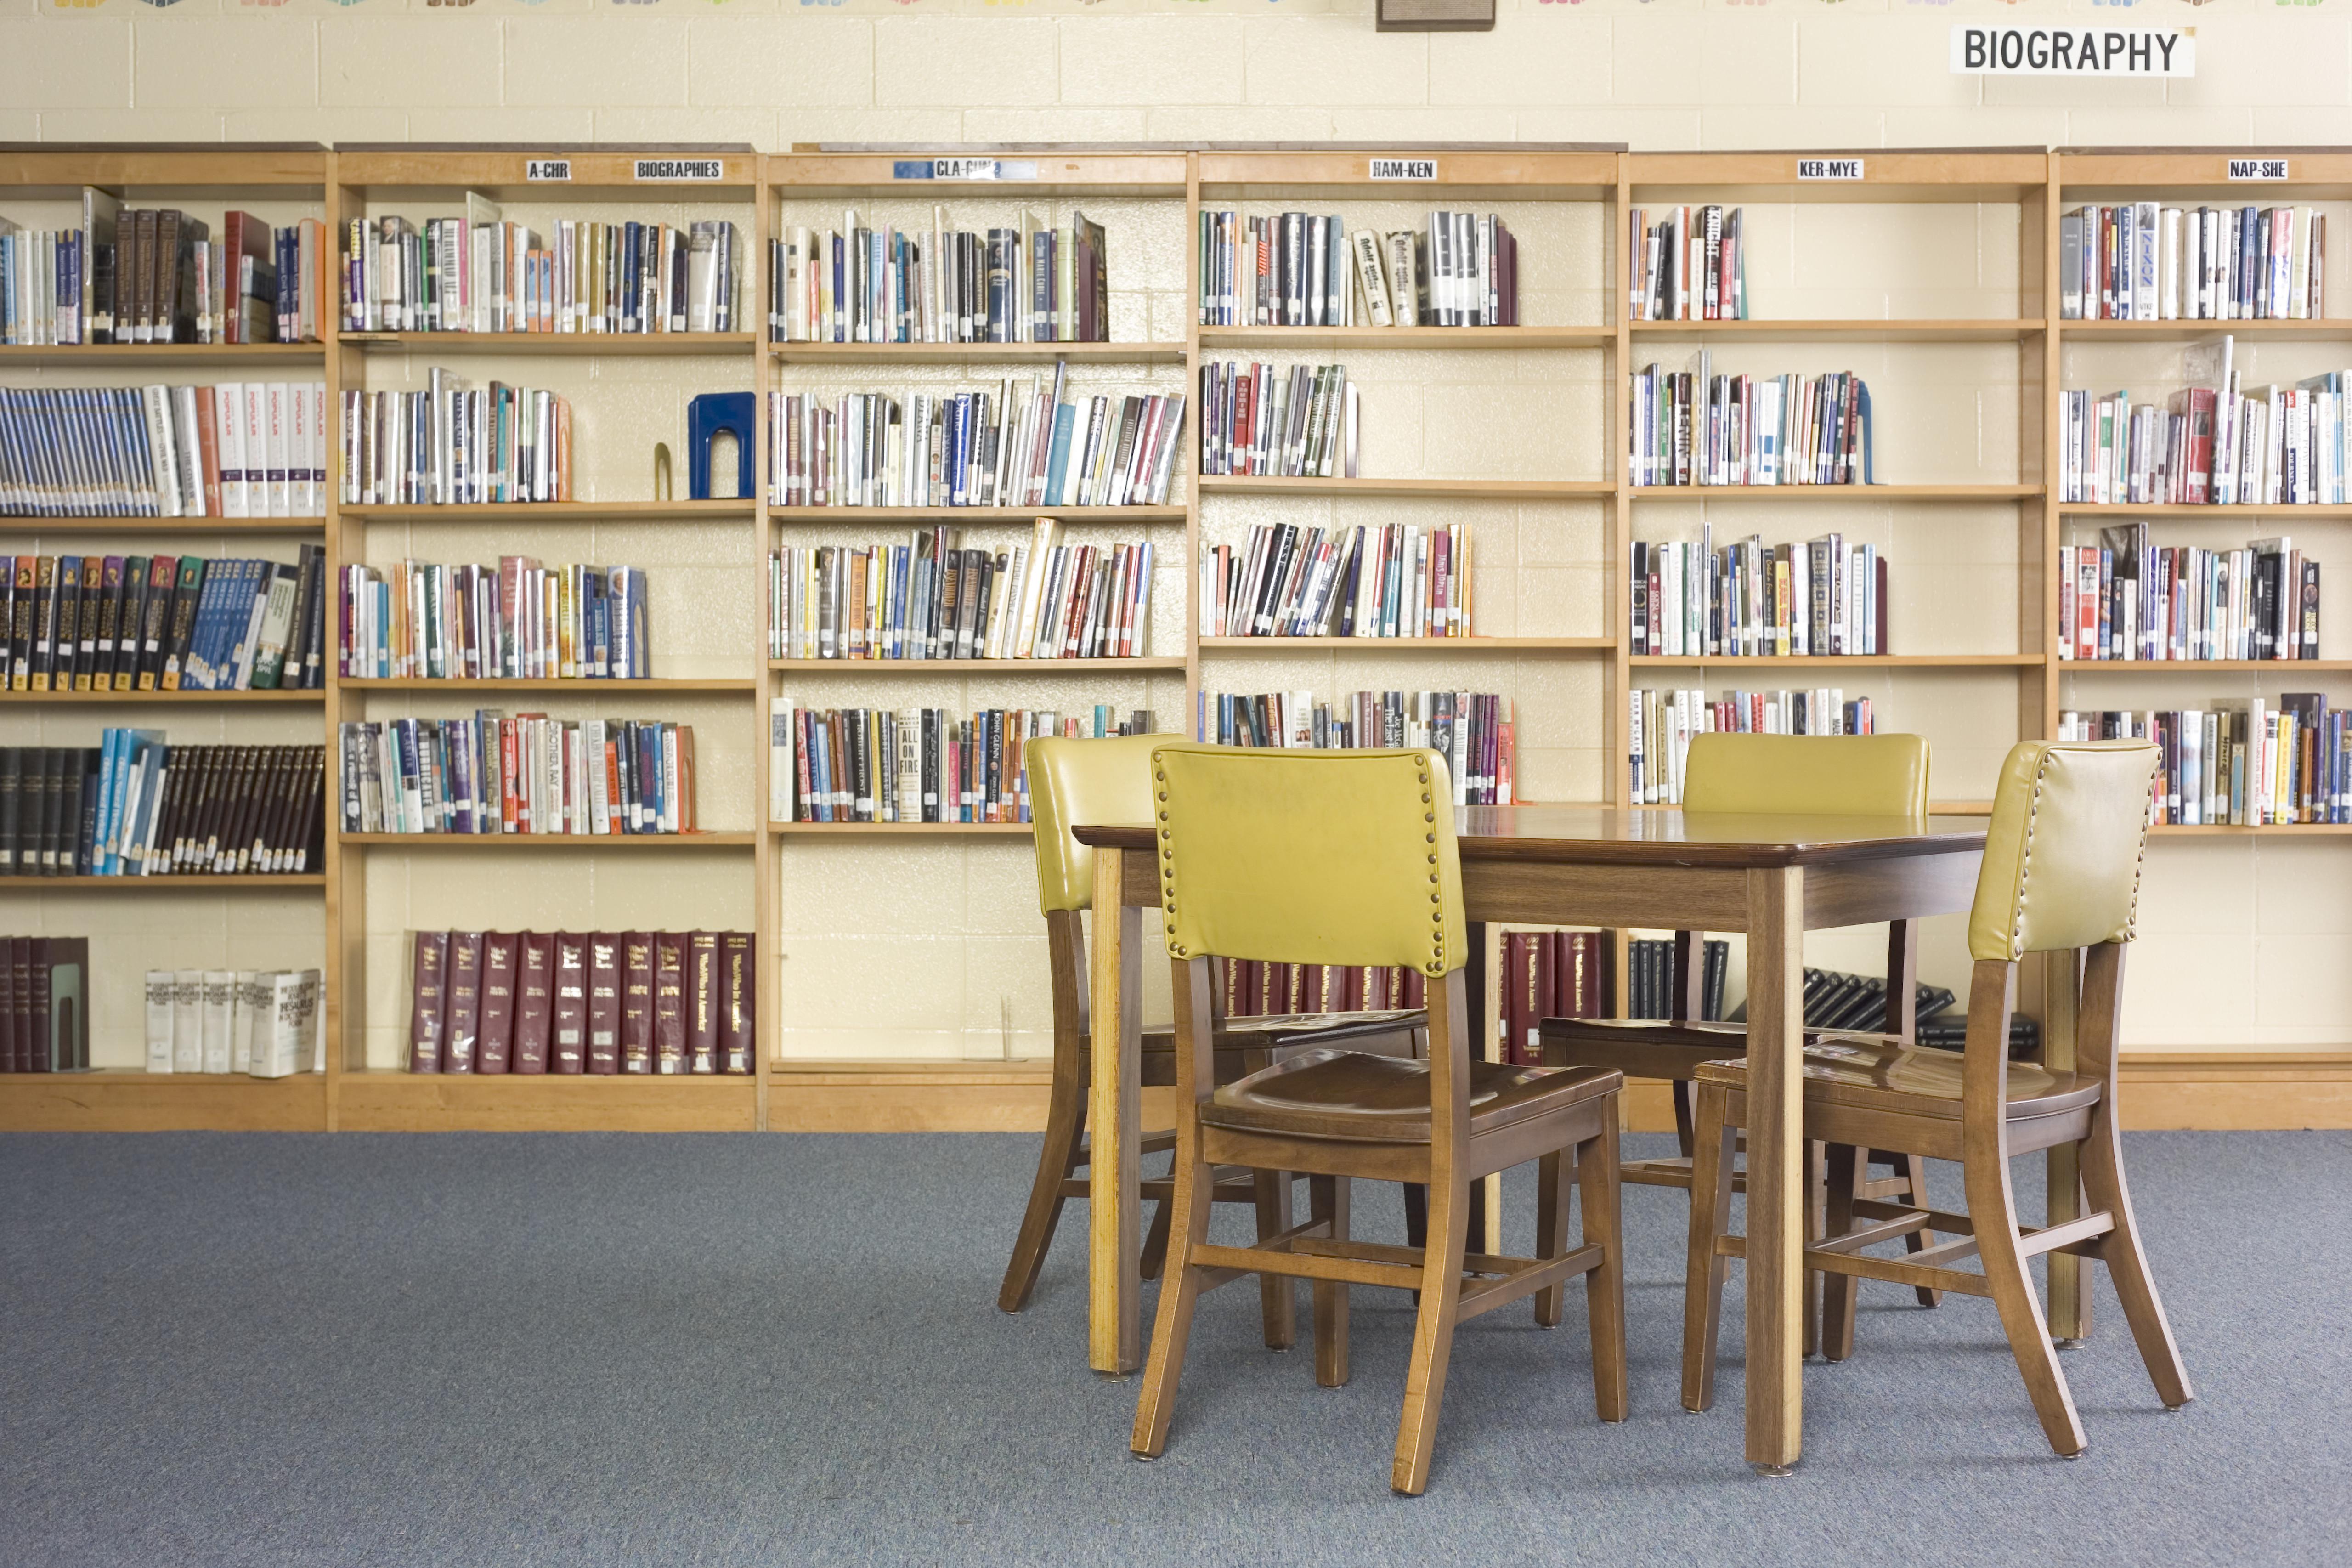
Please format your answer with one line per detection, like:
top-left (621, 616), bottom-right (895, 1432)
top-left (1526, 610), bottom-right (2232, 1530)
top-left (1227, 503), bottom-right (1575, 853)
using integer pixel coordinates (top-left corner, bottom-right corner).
top-left (3, 1), bottom-right (2347, 1062)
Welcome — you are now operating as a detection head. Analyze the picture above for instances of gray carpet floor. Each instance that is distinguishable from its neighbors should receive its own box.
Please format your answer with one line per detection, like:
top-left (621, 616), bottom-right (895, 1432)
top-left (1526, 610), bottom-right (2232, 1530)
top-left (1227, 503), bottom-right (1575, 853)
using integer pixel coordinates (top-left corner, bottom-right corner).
top-left (0, 1129), bottom-right (2344, 1568)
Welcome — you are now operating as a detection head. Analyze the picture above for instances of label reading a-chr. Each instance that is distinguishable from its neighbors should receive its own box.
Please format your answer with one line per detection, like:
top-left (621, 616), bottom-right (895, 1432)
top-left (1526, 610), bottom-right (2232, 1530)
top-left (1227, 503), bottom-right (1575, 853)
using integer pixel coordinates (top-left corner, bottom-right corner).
top-left (525, 160), bottom-right (571, 183)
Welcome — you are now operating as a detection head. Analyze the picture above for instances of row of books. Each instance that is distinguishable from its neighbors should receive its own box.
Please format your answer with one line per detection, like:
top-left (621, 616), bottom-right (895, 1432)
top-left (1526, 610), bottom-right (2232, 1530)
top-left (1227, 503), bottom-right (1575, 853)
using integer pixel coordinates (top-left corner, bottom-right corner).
top-left (1630, 359), bottom-right (1875, 487)
top-left (341, 374), bottom-right (574, 509)
top-left (2061, 203), bottom-right (2326, 323)
top-left (1218, 958), bottom-right (1427, 1019)
top-left (767, 527), bottom-right (1153, 663)
top-left (0, 741), bottom-right (324, 877)
top-left (2060, 697), bottom-right (2345, 826)
top-left (4, 549), bottom-right (328, 694)
top-left (0, 197), bottom-right (328, 345)
top-left (765, 375), bottom-right (1184, 511)
top-left (1499, 930), bottom-right (1616, 1064)
top-left (1618, 937), bottom-right (1729, 1027)
top-left (347, 213), bottom-right (742, 335)
top-left (1628, 206), bottom-right (1747, 323)
top-left (1194, 211), bottom-right (1519, 328)
top-left (0, 383), bottom-right (328, 519)
top-left (768, 211), bottom-right (1109, 345)
top-left (1629, 688), bottom-right (1876, 805)
top-left (407, 929), bottom-right (752, 1076)
top-left (771, 703), bottom-right (1154, 825)
top-left (142, 968), bottom-right (322, 1078)
top-left (1629, 536), bottom-right (1887, 659)
top-left (1197, 689), bottom-right (1516, 806)
top-left (1197, 361), bottom-right (1358, 478)
top-left (1772, 968), bottom-right (1958, 1036)
top-left (0, 938), bottom-right (87, 1072)
top-left (338, 716), bottom-right (697, 837)
top-left (1200, 521), bottom-right (1473, 640)
top-left (2057, 530), bottom-right (2319, 662)
top-left (337, 560), bottom-right (652, 682)
top-left (2059, 354), bottom-right (2348, 507)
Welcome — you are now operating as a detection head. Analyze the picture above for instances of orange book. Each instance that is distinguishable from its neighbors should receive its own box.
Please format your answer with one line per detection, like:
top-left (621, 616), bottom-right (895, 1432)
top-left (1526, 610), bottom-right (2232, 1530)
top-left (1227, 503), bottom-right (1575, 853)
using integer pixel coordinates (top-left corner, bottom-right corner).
top-left (193, 386), bottom-right (223, 517)
top-left (602, 738), bottom-right (622, 835)
top-left (555, 398), bottom-right (573, 502)
top-left (675, 726), bottom-right (696, 833)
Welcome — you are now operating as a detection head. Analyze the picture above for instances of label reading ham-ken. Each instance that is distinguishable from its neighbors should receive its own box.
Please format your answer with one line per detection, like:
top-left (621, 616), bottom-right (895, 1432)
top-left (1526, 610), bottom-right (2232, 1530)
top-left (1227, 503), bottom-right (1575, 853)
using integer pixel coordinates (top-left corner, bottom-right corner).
top-left (1369, 159), bottom-right (1437, 182)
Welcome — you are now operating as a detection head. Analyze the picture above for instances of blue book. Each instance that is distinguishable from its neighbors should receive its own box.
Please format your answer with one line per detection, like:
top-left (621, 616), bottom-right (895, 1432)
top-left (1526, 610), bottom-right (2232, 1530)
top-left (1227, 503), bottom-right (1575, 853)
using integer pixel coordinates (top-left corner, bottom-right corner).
top-left (208, 560), bottom-right (260, 691)
top-left (183, 559), bottom-right (232, 690)
top-left (1045, 404), bottom-right (1075, 507)
top-left (889, 547), bottom-right (910, 659)
top-left (90, 729), bottom-right (125, 876)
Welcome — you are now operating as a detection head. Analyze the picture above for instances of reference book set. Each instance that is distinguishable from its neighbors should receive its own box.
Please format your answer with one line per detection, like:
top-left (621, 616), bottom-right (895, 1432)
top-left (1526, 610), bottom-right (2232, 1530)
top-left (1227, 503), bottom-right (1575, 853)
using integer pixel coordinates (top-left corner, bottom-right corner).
top-left (0, 384), bottom-right (329, 519)
top-left (347, 211), bottom-right (743, 335)
top-left (143, 968), bottom-right (322, 1078)
top-left (1194, 209), bottom-right (1519, 328)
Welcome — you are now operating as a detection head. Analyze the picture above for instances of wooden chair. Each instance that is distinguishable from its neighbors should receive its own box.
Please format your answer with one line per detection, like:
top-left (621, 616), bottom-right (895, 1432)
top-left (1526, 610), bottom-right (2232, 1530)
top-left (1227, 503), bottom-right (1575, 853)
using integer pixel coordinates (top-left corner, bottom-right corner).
top-left (1537, 732), bottom-right (1944, 1329)
top-left (997, 734), bottom-right (1425, 1344)
top-left (1130, 743), bottom-right (1626, 1495)
top-left (1681, 738), bottom-right (2193, 1456)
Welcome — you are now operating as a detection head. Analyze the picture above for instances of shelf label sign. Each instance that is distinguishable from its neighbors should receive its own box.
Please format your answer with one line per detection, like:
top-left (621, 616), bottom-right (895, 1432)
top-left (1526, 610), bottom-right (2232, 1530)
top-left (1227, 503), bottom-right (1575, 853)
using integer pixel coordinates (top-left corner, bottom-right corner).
top-left (634, 158), bottom-right (725, 182)
top-left (893, 158), bottom-right (1039, 181)
top-left (2230, 158), bottom-right (2290, 181)
top-left (1369, 158), bottom-right (1438, 181)
top-left (525, 159), bottom-right (571, 183)
top-left (1797, 158), bottom-right (1864, 182)
top-left (1951, 25), bottom-right (2195, 77)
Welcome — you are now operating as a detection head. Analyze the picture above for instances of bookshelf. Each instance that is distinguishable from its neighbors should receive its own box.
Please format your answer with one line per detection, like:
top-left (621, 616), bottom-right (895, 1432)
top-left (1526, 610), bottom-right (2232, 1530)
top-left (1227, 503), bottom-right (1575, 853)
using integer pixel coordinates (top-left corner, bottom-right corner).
top-left (4, 142), bottom-right (2348, 1132)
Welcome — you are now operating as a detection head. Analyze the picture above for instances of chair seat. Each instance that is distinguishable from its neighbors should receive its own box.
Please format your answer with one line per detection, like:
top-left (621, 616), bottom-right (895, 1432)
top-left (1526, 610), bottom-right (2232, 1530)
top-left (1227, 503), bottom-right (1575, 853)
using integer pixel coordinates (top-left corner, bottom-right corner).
top-left (1539, 1016), bottom-right (1897, 1081)
top-left (1202, 1048), bottom-right (1622, 1144)
top-left (1692, 1035), bottom-right (2103, 1121)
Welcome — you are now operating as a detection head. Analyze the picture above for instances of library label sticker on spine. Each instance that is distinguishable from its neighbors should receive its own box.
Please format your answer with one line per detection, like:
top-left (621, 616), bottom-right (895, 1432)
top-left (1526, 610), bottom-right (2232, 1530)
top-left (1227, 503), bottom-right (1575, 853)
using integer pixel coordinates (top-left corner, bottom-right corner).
top-left (634, 159), bottom-right (724, 183)
top-left (1797, 159), bottom-right (1864, 182)
top-left (1368, 159), bottom-right (1437, 182)
top-left (2230, 159), bottom-right (2290, 182)
top-left (525, 160), bottom-right (572, 183)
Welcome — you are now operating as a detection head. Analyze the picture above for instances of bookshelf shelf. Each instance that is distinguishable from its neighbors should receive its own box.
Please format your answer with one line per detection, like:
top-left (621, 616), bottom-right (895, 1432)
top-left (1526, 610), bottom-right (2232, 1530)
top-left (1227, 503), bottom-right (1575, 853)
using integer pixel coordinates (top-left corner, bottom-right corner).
top-left (0, 517), bottom-right (328, 535)
top-left (1200, 636), bottom-right (1614, 653)
top-left (344, 332), bottom-right (758, 358)
top-left (770, 342), bottom-right (1186, 367)
top-left (0, 875), bottom-right (325, 889)
top-left (0, 1070), bottom-right (328, 1134)
top-left (1629, 653), bottom-right (2044, 669)
top-left (334, 1070), bottom-right (757, 1134)
top-left (1198, 326), bottom-right (1611, 351)
top-left (1627, 319), bottom-right (2043, 344)
top-left (1628, 484), bottom-right (2038, 503)
top-left (767, 657), bottom-right (1185, 674)
top-left (2148, 823), bottom-right (2352, 837)
top-left (767, 505), bottom-right (1187, 524)
top-left (341, 501), bottom-right (755, 523)
top-left (2056, 503), bottom-right (2352, 519)
top-left (1199, 476), bottom-right (1611, 501)
top-left (2058, 319), bottom-right (2352, 342)
top-left (341, 677), bottom-right (759, 693)
top-left (0, 688), bottom-right (323, 703)
top-left (769, 821), bottom-right (1032, 838)
top-left (2059, 661), bottom-right (2352, 674)
top-left (337, 833), bottom-right (758, 849)
top-left (0, 342), bottom-right (326, 367)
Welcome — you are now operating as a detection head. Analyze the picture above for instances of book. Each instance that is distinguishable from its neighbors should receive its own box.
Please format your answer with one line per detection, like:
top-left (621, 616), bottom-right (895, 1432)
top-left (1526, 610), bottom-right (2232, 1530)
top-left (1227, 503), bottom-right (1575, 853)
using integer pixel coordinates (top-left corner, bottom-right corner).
top-left (1628, 688), bottom-right (1876, 804)
top-left (339, 715), bottom-right (695, 837)
top-left (2061, 202), bottom-right (2324, 322)
top-left (550, 931), bottom-right (588, 1074)
top-left (765, 379), bottom-right (1184, 510)
top-left (1630, 536), bottom-right (1884, 658)
top-left (1196, 209), bottom-right (1515, 328)
top-left (652, 932), bottom-right (687, 1074)
top-left (1630, 360), bottom-right (1872, 487)
top-left (408, 930), bottom-right (449, 1073)
top-left (443, 931), bottom-right (484, 1074)
top-left (0, 739), bottom-right (323, 876)
top-left (513, 931), bottom-right (554, 1074)
top-left (339, 374), bottom-right (574, 506)
top-left (1629, 206), bottom-right (1748, 322)
top-left (249, 970), bottom-right (321, 1078)
top-left (1196, 689), bottom-right (1514, 806)
top-left (1196, 362), bottom-right (1351, 479)
top-left (200, 969), bottom-right (234, 1074)
top-left (476, 931), bottom-right (519, 1074)
top-left (1198, 521), bottom-right (1470, 640)
top-left (586, 932), bottom-right (622, 1076)
top-left (769, 532), bottom-right (1153, 662)
top-left (783, 705), bottom-right (1154, 824)
top-left (2061, 696), bottom-right (2349, 825)
top-left (720, 929), bottom-right (753, 1076)
top-left (0, 552), bottom-right (324, 691)
top-left (0, 384), bottom-right (326, 519)
top-left (338, 556), bottom-right (645, 681)
top-left (769, 211), bottom-right (1099, 345)
top-left (0, 937), bottom-right (92, 1072)
top-left (351, 215), bottom-right (741, 336)
top-left (2063, 339), bottom-right (2350, 506)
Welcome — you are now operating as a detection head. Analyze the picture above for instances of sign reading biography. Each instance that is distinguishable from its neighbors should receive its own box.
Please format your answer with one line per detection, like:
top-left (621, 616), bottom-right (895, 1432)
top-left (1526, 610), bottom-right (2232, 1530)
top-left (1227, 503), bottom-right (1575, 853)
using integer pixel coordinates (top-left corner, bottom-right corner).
top-left (633, 158), bottom-right (725, 182)
top-left (1951, 26), bottom-right (2196, 78)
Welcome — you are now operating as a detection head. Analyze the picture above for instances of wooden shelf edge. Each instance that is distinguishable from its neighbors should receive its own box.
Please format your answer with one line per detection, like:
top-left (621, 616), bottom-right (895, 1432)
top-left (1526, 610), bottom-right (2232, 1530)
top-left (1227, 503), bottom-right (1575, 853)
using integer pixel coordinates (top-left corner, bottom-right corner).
top-left (0, 874), bottom-right (323, 889)
top-left (1200, 637), bottom-right (1613, 651)
top-left (766, 658), bottom-right (1183, 673)
top-left (769, 822), bottom-right (1032, 837)
top-left (340, 678), bottom-right (758, 691)
top-left (338, 833), bottom-right (757, 847)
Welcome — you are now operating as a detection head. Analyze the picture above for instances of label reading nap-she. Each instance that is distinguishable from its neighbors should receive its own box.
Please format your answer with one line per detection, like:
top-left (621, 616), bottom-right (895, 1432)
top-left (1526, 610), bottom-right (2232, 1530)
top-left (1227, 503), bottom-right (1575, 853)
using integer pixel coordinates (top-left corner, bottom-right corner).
top-left (2229, 159), bottom-right (2290, 182)
top-left (1369, 159), bottom-right (1438, 182)
top-left (633, 159), bottom-right (725, 183)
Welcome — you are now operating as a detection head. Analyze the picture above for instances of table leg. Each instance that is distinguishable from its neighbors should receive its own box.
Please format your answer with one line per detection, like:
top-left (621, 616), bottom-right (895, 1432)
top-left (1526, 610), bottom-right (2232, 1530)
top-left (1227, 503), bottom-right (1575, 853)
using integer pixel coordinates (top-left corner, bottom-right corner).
top-left (1744, 866), bottom-right (1805, 1475)
top-left (1088, 846), bottom-right (1144, 1377)
top-left (1466, 920), bottom-right (1497, 1253)
top-left (2042, 948), bottom-right (2088, 1346)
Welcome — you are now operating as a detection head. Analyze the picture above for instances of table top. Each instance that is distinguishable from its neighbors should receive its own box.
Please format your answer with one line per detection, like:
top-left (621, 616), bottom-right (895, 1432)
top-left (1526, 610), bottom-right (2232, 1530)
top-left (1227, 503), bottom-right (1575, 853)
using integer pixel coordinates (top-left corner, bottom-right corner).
top-left (1075, 806), bottom-right (1990, 869)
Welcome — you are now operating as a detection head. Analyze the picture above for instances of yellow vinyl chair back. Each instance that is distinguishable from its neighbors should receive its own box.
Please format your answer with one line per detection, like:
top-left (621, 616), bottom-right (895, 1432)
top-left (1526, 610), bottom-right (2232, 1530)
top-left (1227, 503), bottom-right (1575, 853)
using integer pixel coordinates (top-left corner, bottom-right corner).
top-left (1151, 743), bottom-right (1466, 976)
top-left (1028, 735), bottom-right (1163, 915)
top-left (1969, 740), bottom-right (2161, 962)
top-left (1680, 732), bottom-right (1932, 817)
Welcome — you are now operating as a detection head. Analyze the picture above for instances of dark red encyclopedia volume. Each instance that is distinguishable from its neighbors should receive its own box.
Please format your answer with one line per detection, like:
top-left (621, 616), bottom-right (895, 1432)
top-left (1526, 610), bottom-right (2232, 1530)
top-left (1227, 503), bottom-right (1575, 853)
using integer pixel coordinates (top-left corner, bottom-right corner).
top-left (476, 931), bottom-right (518, 1074)
top-left (408, 931), bottom-right (449, 1073)
top-left (686, 931), bottom-right (719, 1074)
top-left (442, 931), bottom-right (484, 1074)
top-left (720, 930), bottom-right (753, 1075)
top-left (620, 931), bottom-right (654, 1074)
top-left (550, 932), bottom-right (588, 1074)
top-left (585, 932), bottom-right (621, 1075)
top-left (652, 932), bottom-right (686, 1074)
top-left (513, 931), bottom-right (554, 1074)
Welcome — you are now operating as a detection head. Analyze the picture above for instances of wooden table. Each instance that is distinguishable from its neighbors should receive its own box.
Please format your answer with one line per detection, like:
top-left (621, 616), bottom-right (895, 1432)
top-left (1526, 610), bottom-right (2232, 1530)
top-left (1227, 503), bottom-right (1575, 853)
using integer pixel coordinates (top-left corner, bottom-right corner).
top-left (1073, 805), bottom-right (1987, 1474)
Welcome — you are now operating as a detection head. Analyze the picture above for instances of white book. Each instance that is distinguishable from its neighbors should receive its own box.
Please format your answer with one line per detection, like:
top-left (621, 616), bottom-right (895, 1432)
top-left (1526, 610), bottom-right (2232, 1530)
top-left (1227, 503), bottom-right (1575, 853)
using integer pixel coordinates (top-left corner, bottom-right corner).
top-left (144, 971), bottom-right (175, 1073)
top-left (219, 379), bottom-right (250, 518)
top-left (141, 384), bottom-right (181, 517)
top-left (200, 969), bottom-right (235, 1073)
top-left (1351, 230), bottom-right (1393, 329)
top-left (171, 969), bottom-right (204, 1072)
top-left (230, 970), bottom-right (267, 1075)
top-left (251, 970), bottom-right (321, 1078)
top-left (171, 384), bottom-right (206, 516)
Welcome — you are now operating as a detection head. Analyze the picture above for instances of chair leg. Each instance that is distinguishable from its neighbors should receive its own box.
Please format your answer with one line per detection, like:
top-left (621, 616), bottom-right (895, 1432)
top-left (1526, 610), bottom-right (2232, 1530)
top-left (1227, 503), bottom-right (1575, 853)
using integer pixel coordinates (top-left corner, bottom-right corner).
top-left (1963, 1126), bottom-right (2088, 1457)
top-left (1682, 1081), bottom-right (1736, 1413)
top-left (1391, 1167), bottom-right (1469, 1496)
top-left (1254, 1170), bottom-right (1296, 1352)
top-left (1891, 1152), bottom-right (1941, 1308)
top-left (1820, 1143), bottom-right (1862, 1363)
top-left (1139, 1195), bottom-right (1173, 1282)
top-left (1802, 1141), bottom-right (1825, 1360)
top-left (1402, 1183), bottom-right (1429, 1250)
top-left (1578, 1124), bottom-right (1629, 1423)
top-left (1310, 1175), bottom-right (1351, 1389)
top-left (1533, 1149), bottom-right (1571, 1330)
top-left (1130, 1126), bottom-right (1217, 1460)
top-left (2077, 1117), bottom-right (2194, 1410)
top-left (1673, 1079), bottom-right (1697, 1160)
top-left (996, 1049), bottom-right (1086, 1314)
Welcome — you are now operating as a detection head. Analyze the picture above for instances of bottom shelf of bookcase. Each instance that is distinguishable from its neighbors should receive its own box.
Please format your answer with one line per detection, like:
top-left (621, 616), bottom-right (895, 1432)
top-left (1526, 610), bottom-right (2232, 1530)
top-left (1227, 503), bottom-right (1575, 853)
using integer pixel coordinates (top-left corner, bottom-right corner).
top-left (334, 1071), bottom-right (758, 1133)
top-left (0, 1070), bottom-right (328, 1132)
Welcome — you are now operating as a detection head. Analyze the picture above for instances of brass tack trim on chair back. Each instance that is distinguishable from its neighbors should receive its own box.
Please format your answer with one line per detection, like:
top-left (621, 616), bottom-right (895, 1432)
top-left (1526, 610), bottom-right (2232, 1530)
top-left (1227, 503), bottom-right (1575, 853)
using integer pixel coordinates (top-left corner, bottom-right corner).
top-left (1027, 734), bottom-right (1165, 916)
top-left (1680, 732), bottom-right (1932, 817)
top-left (1150, 743), bottom-right (1467, 975)
top-left (1968, 739), bottom-right (2162, 962)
